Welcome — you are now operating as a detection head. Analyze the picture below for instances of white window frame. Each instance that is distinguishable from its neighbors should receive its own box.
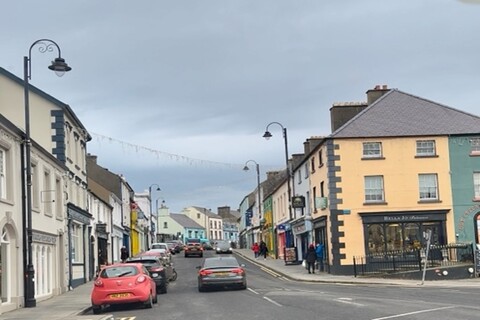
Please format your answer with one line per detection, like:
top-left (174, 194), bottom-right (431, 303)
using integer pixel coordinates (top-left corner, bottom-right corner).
top-left (71, 223), bottom-right (83, 263)
top-left (416, 140), bottom-right (436, 156)
top-left (474, 172), bottom-right (480, 199)
top-left (471, 138), bottom-right (480, 155)
top-left (0, 148), bottom-right (5, 199)
top-left (363, 142), bottom-right (382, 158)
top-left (419, 174), bottom-right (438, 200)
top-left (364, 175), bottom-right (384, 202)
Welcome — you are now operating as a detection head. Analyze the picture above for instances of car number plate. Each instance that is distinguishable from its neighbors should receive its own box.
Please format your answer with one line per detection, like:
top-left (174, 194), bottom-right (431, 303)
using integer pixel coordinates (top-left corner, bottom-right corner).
top-left (110, 293), bottom-right (130, 299)
top-left (213, 272), bottom-right (229, 277)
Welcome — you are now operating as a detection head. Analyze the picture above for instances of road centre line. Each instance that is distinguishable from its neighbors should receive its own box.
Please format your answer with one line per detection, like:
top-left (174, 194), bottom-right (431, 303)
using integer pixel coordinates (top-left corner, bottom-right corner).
top-left (263, 296), bottom-right (283, 307)
top-left (371, 306), bottom-right (456, 320)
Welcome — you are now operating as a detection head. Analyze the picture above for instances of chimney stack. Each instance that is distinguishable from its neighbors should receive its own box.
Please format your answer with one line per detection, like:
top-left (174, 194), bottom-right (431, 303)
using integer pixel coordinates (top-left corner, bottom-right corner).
top-left (366, 84), bottom-right (390, 105)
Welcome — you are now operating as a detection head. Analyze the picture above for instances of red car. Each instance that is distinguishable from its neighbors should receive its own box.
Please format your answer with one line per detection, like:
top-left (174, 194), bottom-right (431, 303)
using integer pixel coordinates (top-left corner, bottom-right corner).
top-left (91, 263), bottom-right (158, 314)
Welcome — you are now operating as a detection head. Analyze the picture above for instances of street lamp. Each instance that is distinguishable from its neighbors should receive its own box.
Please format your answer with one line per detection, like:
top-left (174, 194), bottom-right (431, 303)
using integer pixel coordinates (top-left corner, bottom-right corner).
top-left (148, 184), bottom-right (161, 214)
top-left (263, 122), bottom-right (292, 221)
top-left (23, 39), bottom-right (71, 308)
top-left (148, 184), bottom-right (161, 243)
top-left (243, 160), bottom-right (262, 222)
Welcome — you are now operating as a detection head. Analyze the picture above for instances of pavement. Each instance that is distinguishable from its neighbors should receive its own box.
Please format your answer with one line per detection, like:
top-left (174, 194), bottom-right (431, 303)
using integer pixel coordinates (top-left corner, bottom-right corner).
top-left (2, 249), bottom-right (480, 320)
top-left (0, 282), bottom-right (113, 320)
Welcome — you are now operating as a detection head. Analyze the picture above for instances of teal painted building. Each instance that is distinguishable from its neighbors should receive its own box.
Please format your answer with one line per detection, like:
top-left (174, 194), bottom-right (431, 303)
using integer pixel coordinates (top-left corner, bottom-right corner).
top-left (449, 136), bottom-right (480, 244)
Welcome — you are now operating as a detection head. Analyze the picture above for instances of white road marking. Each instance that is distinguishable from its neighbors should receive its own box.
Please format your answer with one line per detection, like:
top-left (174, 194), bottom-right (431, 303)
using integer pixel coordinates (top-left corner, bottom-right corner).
top-left (371, 306), bottom-right (456, 320)
top-left (248, 287), bottom-right (260, 294)
top-left (336, 297), bottom-right (365, 307)
top-left (263, 296), bottom-right (283, 307)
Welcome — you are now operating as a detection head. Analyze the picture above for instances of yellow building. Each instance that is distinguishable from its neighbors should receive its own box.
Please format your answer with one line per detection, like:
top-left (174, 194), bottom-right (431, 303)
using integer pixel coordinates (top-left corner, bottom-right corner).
top-left (308, 86), bottom-right (479, 275)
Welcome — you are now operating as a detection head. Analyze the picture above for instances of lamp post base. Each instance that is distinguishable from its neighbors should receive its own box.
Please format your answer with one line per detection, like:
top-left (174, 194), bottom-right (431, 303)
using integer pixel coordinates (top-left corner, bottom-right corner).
top-left (25, 265), bottom-right (36, 308)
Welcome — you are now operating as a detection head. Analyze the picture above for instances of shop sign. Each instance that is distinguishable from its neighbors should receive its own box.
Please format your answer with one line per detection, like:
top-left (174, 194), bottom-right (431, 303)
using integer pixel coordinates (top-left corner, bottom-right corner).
top-left (292, 196), bottom-right (306, 208)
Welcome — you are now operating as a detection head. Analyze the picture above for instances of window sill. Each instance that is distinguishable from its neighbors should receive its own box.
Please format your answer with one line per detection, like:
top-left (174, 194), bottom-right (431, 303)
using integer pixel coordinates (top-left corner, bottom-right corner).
top-left (363, 201), bottom-right (387, 205)
top-left (361, 157), bottom-right (385, 160)
top-left (418, 199), bottom-right (441, 204)
top-left (470, 152), bottom-right (480, 157)
top-left (472, 198), bottom-right (480, 202)
top-left (415, 155), bottom-right (438, 159)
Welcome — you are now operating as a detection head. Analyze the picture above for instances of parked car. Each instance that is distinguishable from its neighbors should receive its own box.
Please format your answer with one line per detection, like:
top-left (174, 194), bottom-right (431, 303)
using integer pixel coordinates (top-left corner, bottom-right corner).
top-left (91, 263), bottom-right (157, 314)
top-left (197, 256), bottom-right (247, 292)
top-left (148, 243), bottom-right (172, 261)
top-left (184, 239), bottom-right (203, 257)
top-left (214, 240), bottom-right (232, 254)
top-left (165, 242), bottom-right (177, 254)
top-left (125, 256), bottom-right (169, 294)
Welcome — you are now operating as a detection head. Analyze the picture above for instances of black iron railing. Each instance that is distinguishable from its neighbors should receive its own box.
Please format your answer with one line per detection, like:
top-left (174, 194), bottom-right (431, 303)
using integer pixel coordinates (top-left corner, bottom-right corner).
top-left (353, 243), bottom-right (474, 277)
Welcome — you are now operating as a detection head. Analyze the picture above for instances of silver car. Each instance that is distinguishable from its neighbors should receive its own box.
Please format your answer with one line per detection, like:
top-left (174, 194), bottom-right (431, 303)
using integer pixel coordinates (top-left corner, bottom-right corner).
top-left (197, 257), bottom-right (247, 292)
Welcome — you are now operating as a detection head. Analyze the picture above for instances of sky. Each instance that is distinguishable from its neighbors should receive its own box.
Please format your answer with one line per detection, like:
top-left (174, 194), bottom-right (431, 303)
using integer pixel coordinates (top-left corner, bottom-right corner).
top-left (1, 0), bottom-right (480, 213)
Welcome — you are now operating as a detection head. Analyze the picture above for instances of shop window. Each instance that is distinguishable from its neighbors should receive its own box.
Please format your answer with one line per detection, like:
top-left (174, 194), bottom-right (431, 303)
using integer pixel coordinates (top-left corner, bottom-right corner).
top-left (404, 223), bottom-right (421, 250)
top-left (367, 224), bottom-right (385, 253)
top-left (365, 221), bottom-right (445, 254)
top-left (419, 174), bottom-right (438, 201)
top-left (386, 224), bottom-right (403, 251)
top-left (364, 176), bottom-right (384, 203)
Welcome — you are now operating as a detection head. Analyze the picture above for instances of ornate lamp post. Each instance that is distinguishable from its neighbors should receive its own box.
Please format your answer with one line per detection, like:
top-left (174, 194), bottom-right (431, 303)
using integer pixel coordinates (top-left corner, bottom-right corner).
top-left (263, 122), bottom-right (292, 221)
top-left (23, 39), bottom-right (71, 308)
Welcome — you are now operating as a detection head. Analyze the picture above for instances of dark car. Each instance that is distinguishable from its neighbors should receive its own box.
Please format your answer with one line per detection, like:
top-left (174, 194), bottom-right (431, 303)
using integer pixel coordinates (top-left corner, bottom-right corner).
top-left (125, 256), bottom-right (169, 294)
top-left (184, 239), bottom-right (203, 257)
top-left (214, 240), bottom-right (232, 254)
top-left (197, 256), bottom-right (247, 292)
top-left (167, 241), bottom-right (183, 253)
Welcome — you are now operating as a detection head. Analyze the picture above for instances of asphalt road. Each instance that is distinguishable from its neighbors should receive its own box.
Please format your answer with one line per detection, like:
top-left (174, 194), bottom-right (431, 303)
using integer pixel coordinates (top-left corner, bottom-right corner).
top-left (88, 250), bottom-right (480, 320)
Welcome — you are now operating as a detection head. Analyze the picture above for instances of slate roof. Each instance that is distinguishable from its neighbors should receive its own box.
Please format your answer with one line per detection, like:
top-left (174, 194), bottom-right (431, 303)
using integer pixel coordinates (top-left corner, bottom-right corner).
top-left (331, 89), bottom-right (480, 138)
top-left (170, 214), bottom-right (204, 229)
top-left (191, 206), bottom-right (219, 218)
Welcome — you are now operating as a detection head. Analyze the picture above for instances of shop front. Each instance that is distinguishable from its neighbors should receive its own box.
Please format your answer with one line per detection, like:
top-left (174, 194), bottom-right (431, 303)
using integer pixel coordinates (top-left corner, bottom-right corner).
top-left (291, 217), bottom-right (312, 262)
top-left (313, 216), bottom-right (329, 272)
top-left (360, 210), bottom-right (448, 254)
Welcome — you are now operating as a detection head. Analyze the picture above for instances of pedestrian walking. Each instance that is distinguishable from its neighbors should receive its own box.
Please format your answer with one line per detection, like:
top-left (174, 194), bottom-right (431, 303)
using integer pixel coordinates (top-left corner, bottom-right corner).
top-left (315, 243), bottom-right (325, 272)
top-left (120, 246), bottom-right (129, 263)
top-left (259, 240), bottom-right (268, 260)
top-left (251, 242), bottom-right (260, 259)
top-left (305, 244), bottom-right (317, 274)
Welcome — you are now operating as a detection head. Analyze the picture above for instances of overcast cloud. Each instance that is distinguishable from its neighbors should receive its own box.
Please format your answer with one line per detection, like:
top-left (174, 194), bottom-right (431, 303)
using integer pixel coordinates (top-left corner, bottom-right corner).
top-left (1, 0), bottom-right (480, 213)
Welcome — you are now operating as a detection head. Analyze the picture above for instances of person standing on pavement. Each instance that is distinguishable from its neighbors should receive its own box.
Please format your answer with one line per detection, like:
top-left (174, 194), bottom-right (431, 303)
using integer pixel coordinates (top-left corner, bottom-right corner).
top-left (259, 240), bottom-right (268, 260)
top-left (120, 246), bottom-right (129, 263)
top-left (305, 244), bottom-right (317, 274)
top-left (251, 242), bottom-right (260, 259)
top-left (315, 243), bottom-right (325, 272)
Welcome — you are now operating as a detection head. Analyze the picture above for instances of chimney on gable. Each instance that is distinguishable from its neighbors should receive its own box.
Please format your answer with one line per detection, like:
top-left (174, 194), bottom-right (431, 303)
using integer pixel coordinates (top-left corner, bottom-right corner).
top-left (366, 84), bottom-right (390, 105)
